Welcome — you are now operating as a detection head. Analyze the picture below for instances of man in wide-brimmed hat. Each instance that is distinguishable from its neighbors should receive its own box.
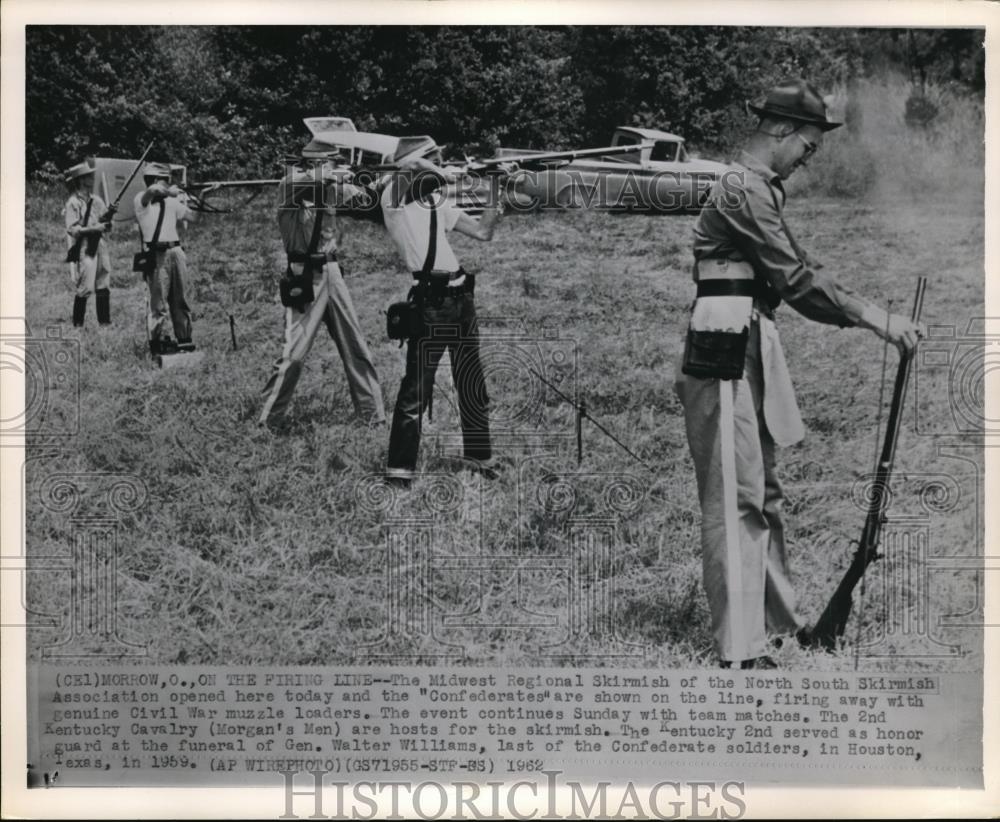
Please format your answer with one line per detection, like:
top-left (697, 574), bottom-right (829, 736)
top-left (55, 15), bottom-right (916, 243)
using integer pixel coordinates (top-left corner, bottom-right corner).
top-left (258, 158), bottom-right (385, 427)
top-left (133, 161), bottom-right (197, 356)
top-left (673, 79), bottom-right (925, 669)
top-left (63, 159), bottom-right (114, 327)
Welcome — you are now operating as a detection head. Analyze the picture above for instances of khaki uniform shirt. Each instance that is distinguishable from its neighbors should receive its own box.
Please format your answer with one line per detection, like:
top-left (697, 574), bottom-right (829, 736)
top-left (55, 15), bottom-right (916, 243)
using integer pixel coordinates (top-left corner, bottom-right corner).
top-left (694, 151), bottom-right (870, 327)
top-left (275, 174), bottom-right (360, 258)
top-left (63, 192), bottom-right (108, 249)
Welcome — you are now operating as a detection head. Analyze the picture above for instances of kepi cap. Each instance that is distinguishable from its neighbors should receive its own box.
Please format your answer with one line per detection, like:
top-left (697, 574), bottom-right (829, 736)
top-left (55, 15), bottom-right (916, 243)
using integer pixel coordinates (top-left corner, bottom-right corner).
top-left (748, 78), bottom-right (842, 131)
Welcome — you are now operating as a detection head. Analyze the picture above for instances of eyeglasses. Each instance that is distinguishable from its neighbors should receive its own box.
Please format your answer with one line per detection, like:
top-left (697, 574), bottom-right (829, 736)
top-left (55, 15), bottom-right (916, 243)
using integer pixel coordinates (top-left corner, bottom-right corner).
top-left (794, 132), bottom-right (818, 158)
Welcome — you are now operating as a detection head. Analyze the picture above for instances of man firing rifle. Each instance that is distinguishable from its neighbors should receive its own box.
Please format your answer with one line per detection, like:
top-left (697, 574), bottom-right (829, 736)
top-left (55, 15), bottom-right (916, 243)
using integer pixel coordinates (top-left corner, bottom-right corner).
top-left (258, 159), bottom-right (385, 427)
top-left (134, 162), bottom-right (198, 358)
top-left (380, 138), bottom-right (516, 486)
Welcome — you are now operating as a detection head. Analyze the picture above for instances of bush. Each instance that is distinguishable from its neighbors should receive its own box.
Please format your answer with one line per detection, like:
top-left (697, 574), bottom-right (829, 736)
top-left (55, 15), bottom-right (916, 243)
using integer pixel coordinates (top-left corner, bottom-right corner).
top-left (904, 93), bottom-right (939, 127)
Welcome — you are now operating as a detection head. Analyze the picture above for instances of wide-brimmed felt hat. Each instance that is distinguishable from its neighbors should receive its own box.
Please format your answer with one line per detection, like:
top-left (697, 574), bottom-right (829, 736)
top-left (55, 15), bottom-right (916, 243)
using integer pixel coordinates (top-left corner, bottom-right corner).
top-left (748, 79), bottom-right (842, 131)
top-left (392, 136), bottom-right (440, 166)
top-left (142, 161), bottom-right (173, 180)
top-left (63, 160), bottom-right (95, 183)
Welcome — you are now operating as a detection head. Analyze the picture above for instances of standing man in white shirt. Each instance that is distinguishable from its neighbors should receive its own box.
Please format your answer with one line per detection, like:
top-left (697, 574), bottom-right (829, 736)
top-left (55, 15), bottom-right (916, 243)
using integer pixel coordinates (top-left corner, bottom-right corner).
top-left (380, 137), bottom-right (511, 485)
top-left (133, 162), bottom-right (196, 356)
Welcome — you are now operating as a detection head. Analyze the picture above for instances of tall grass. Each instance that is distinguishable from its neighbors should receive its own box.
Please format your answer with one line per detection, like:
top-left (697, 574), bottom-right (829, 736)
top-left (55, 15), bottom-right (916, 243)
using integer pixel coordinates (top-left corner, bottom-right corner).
top-left (23, 138), bottom-right (984, 672)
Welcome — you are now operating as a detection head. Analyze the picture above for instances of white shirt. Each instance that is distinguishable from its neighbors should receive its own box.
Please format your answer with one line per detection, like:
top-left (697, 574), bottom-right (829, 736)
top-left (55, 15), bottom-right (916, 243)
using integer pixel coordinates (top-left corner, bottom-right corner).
top-left (133, 191), bottom-right (191, 243)
top-left (380, 187), bottom-right (462, 274)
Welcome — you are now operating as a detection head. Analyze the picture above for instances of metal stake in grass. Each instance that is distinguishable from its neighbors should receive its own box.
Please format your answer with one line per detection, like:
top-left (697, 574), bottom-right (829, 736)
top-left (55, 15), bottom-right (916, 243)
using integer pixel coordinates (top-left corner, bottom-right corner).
top-left (529, 366), bottom-right (650, 471)
top-left (229, 314), bottom-right (238, 351)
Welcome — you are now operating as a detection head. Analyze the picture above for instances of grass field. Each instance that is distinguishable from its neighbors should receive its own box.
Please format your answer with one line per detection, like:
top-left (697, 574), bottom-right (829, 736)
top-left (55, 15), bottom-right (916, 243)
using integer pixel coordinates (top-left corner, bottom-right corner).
top-left (23, 113), bottom-right (985, 671)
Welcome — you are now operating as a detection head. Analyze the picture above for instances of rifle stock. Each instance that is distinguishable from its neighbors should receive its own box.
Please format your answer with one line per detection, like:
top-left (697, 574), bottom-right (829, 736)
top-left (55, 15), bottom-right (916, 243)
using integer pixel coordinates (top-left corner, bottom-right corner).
top-left (807, 277), bottom-right (927, 650)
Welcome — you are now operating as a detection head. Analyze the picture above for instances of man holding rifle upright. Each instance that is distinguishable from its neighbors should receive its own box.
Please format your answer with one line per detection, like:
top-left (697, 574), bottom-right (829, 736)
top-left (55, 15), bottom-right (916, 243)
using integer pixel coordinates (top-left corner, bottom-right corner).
top-left (381, 138), bottom-right (514, 486)
top-left (673, 79), bottom-right (925, 670)
top-left (63, 160), bottom-right (114, 328)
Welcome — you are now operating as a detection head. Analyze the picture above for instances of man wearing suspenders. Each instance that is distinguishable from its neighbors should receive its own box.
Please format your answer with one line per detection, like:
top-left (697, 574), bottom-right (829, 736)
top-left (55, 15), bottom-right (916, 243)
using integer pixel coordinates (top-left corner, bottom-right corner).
top-left (674, 79), bottom-right (924, 669)
top-left (259, 161), bottom-right (385, 427)
top-left (381, 138), bottom-right (510, 485)
top-left (134, 162), bottom-right (196, 356)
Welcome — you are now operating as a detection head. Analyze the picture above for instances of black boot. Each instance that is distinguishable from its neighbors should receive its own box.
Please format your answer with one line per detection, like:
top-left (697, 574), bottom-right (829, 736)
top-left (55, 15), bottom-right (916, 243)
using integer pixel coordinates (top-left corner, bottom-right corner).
top-left (72, 296), bottom-right (87, 328)
top-left (150, 338), bottom-right (178, 357)
top-left (96, 289), bottom-right (111, 325)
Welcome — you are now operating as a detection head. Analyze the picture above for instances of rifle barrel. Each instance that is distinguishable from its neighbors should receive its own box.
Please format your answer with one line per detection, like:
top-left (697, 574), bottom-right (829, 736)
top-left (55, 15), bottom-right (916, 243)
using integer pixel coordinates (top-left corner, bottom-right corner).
top-left (108, 141), bottom-right (155, 211)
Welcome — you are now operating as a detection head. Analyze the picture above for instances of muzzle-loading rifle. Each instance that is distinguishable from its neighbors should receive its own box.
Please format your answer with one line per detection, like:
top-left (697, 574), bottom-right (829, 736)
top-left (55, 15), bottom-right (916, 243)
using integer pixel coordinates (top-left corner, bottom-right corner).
top-left (65, 142), bottom-right (153, 262)
top-left (804, 277), bottom-right (928, 651)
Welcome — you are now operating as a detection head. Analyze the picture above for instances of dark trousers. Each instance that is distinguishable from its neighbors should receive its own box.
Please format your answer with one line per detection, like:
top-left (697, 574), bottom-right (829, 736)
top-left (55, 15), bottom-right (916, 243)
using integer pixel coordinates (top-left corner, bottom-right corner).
top-left (387, 290), bottom-right (491, 472)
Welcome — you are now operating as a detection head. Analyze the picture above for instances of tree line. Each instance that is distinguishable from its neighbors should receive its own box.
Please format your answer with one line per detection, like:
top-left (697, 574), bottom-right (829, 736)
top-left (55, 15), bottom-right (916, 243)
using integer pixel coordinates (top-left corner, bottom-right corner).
top-left (26, 26), bottom-right (984, 180)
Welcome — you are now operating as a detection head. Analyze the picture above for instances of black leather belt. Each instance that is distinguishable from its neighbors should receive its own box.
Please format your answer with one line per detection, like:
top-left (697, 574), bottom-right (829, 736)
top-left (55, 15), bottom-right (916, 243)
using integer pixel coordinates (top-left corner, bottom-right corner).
top-left (145, 241), bottom-right (181, 250)
top-left (413, 268), bottom-right (474, 295)
top-left (413, 268), bottom-right (469, 291)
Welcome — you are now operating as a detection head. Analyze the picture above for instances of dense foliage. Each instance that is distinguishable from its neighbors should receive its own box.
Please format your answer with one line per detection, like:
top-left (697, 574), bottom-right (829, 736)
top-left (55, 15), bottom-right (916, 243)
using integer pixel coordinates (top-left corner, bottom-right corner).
top-left (25, 26), bottom-right (984, 180)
